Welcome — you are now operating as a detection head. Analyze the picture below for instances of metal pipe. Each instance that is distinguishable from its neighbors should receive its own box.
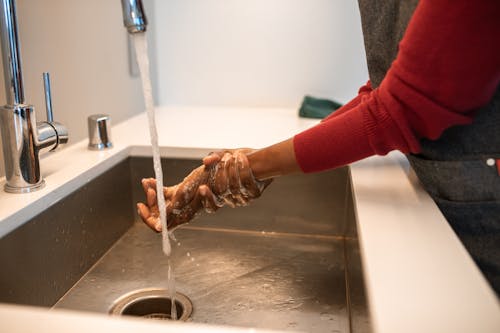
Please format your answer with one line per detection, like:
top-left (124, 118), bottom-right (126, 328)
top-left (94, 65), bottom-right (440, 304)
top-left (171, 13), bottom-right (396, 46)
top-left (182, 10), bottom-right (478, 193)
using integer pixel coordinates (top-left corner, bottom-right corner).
top-left (43, 72), bottom-right (53, 122)
top-left (0, 0), bottom-right (24, 105)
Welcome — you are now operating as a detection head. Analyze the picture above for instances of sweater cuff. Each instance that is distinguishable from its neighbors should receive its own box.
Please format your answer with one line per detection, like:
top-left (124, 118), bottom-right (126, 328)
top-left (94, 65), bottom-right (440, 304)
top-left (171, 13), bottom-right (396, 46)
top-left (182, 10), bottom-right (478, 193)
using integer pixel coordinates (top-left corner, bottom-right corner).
top-left (293, 106), bottom-right (374, 173)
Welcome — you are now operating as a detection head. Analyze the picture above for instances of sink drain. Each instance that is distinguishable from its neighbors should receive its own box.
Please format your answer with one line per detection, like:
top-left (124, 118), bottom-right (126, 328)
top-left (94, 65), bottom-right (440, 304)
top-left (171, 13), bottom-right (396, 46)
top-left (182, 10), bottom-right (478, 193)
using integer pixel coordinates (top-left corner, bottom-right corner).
top-left (110, 288), bottom-right (192, 321)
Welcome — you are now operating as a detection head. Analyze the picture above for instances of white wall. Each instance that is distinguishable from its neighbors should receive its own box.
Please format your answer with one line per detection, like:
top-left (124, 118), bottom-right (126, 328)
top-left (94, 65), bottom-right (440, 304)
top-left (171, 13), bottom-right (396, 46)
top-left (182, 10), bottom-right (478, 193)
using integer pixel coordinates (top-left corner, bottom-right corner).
top-left (151, 0), bottom-right (368, 107)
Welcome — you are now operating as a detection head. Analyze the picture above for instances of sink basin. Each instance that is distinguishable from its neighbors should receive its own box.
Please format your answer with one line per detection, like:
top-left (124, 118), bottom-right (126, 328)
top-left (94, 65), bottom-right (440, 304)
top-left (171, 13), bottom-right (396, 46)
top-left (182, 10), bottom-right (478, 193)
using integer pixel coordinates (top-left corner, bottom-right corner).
top-left (0, 157), bottom-right (370, 332)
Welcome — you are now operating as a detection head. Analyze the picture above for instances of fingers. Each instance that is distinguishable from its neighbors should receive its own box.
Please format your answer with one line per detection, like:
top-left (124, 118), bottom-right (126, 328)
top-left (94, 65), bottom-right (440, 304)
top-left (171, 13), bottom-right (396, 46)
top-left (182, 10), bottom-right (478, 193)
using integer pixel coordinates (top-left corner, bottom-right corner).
top-left (141, 178), bottom-right (156, 193)
top-left (203, 149), bottom-right (253, 167)
top-left (212, 154), bottom-right (229, 194)
top-left (235, 151), bottom-right (261, 198)
top-left (173, 166), bottom-right (208, 208)
top-left (146, 187), bottom-right (157, 207)
top-left (218, 153), bottom-right (239, 207)
top-left (142, 178), bottom-right (173, 199)
top-left (162, 166), bottom-right (211, 229)
top-left (137, 202), bottom-right (162, 232)
top-left (167, 185), bottom-right (204, 229)
top-left (238, 148), bottom-right (255, 155)
top-left (206, 149), bottom-right (264, 207)
top-left (166, 182), bottom-right (226, 229)
top-left (203, 150), bottom-right (231, 166)
top-left (227, 154), bottom-right (250, 206)
top-left (227, 153), bottom-right (240, 195)
top-left (199, 185), bottom-right (222, 213)
top-left (203, 153), bottom-right (222, 166)
top-left (164, 185), bottom-right (176, 199)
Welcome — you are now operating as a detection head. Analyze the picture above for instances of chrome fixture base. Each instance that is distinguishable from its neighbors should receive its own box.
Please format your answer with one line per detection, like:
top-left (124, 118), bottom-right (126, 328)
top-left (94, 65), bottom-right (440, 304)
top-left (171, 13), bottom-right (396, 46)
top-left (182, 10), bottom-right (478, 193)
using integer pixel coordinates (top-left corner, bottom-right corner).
top-left (88, 142), bottom-right (113, 151)
top-left (4, 179), bottom-right (45, 194)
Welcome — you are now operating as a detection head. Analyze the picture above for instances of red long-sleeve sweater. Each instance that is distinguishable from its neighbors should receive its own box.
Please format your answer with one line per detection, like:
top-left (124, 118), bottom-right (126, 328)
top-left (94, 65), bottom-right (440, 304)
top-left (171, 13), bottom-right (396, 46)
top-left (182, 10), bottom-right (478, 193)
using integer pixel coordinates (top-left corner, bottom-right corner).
top-left (293, 0), bottom-right (500, 173)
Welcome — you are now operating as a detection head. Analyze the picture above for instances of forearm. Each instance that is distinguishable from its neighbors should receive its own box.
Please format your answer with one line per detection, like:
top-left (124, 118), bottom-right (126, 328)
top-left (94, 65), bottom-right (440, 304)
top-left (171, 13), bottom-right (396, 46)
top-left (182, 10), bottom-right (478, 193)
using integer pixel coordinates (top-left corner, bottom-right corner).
top-left (247, 138), bottom-right (301, 180)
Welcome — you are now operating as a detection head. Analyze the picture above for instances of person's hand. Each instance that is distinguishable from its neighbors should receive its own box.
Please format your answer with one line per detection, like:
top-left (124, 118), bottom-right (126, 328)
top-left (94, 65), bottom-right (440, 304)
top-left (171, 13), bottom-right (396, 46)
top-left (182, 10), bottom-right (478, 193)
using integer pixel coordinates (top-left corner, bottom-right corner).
top-left (137, 149), bottom-right (271, 232)
top-left (136, 178), bottom-right (167, 232)
top-left (203, 149), bottom-right (272, 208)
top-left (137, 166), bottom-right (219, 232)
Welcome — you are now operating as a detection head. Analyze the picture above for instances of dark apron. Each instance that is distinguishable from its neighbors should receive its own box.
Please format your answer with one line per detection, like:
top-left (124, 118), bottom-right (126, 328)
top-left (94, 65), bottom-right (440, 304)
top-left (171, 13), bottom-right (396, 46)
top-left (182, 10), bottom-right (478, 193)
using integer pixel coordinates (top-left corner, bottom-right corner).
top-left (358, 0), bottom-right (500, 294)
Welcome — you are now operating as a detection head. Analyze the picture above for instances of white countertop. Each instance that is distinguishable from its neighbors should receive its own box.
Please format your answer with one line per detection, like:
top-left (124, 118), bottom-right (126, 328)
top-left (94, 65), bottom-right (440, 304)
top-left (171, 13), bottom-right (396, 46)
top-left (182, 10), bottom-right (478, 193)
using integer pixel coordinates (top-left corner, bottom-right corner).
top-left (1, 106), bottom-right (499, 332)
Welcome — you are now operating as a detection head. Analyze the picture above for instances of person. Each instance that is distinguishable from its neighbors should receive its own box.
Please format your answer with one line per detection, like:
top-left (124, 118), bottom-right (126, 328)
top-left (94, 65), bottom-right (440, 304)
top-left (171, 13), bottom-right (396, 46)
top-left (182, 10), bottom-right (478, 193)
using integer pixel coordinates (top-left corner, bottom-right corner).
top-left (137, 0), bottom-right (500, 294)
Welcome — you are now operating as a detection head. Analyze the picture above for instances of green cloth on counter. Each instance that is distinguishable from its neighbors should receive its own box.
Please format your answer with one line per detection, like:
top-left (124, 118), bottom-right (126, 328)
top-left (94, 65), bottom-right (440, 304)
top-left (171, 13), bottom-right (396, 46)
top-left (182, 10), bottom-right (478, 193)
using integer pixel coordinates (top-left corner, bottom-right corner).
top-left (298, 95), bottom-right (343, 119)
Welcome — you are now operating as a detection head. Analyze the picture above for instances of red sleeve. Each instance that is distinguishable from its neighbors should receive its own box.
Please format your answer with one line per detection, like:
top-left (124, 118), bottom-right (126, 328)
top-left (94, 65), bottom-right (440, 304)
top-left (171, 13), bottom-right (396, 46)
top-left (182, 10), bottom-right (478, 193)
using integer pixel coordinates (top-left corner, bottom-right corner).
top-left (294, 0), bottom-right (500, 173)
top-left (321, 81), bottom-right (372, 122)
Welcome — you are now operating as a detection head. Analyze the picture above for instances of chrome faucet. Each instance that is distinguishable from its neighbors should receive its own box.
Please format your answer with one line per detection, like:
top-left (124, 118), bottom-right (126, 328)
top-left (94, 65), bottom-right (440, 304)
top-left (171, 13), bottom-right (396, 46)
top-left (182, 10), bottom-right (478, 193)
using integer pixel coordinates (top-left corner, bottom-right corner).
top-left (121, 0), bottom-right (148, 34)
top-left (0, 0), bottom-right (147, 193)
top-left (0, 0), bottom-right (68, 193)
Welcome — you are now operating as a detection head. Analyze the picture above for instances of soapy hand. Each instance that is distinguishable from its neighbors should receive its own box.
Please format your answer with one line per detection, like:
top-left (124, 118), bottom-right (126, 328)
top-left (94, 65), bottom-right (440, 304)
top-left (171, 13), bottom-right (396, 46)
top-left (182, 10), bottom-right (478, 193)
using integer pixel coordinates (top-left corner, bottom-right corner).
top-left (137, 166), bottom-right (212, 231)
top-left (137, 149), bottom-right (271, 232)
top-left (202, 149), bottom-right (271, 207)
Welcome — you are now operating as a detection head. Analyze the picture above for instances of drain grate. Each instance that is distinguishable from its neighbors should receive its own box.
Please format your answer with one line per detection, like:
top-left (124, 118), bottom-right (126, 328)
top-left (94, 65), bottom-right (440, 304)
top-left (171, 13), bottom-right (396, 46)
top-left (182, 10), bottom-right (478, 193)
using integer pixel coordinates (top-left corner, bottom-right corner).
top-left (143, 313), bottom-right (171, 320)
top-left (110, 288), bottom-right (192, 321)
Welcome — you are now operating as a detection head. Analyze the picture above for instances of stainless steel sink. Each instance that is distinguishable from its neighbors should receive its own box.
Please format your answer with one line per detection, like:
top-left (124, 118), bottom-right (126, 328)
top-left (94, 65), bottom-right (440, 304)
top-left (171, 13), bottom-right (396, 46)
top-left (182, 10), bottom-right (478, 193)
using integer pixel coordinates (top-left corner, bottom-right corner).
top-left (0, 158), bottom-right (370, 332)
